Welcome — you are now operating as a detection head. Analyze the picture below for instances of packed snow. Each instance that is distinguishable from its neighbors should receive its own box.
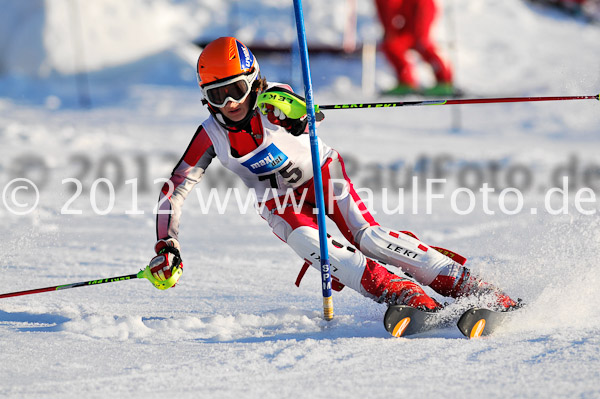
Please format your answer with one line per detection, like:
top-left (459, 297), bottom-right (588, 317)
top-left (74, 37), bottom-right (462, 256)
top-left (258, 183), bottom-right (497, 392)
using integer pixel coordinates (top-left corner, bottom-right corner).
top-left (1, 1), bottom-right (599, 398)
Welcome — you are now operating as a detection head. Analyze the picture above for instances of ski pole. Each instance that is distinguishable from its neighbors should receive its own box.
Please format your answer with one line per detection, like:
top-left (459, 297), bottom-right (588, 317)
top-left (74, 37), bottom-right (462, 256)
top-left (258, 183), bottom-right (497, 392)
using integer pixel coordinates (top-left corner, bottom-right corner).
top-left (293, 0), bottom-right (334, 321)
top-left (0, 265), bottom-right (182, 299)
top-left (317, 93), bottom-right (599, 111)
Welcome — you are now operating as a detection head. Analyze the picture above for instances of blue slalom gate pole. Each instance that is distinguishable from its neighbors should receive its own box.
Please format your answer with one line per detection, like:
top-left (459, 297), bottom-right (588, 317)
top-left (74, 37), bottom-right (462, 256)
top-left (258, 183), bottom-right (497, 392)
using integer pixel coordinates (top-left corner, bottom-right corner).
top-left (292, 0), bottom-right (333, 321)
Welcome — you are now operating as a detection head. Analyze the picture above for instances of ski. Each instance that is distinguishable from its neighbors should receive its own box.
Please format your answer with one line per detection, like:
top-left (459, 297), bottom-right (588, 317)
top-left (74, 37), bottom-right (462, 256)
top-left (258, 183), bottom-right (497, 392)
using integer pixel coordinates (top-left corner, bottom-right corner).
top-left (456, 307), bottom-right (516, 338)
top-left (385, 305), bottom-right (521, 338)
top-left (383, 305), bottom-right (440, 337)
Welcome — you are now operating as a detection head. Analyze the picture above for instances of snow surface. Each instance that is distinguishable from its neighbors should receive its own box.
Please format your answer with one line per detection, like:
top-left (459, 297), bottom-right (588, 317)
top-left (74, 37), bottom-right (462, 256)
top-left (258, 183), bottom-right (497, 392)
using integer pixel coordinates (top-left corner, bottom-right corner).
top-left (1, 1), bottom-right (600, 398)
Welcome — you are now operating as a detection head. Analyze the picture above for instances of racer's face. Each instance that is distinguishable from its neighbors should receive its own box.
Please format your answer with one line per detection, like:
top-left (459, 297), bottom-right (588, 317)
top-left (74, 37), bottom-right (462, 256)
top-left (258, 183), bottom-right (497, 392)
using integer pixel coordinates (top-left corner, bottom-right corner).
top-left (219, 95), bottom-right (251, 122)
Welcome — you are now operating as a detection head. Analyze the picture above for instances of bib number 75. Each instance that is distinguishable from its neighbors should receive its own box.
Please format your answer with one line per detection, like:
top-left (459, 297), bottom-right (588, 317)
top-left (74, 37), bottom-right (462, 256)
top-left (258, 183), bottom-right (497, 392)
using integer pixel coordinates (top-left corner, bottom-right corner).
top-left (259, 161), bottom-right (303, 188)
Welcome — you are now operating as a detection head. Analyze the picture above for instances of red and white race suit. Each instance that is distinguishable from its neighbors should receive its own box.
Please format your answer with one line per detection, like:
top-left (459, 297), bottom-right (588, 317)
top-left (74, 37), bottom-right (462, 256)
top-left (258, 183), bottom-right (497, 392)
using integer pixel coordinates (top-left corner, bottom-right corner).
top-left (155, 83), bottom-right (513, 308)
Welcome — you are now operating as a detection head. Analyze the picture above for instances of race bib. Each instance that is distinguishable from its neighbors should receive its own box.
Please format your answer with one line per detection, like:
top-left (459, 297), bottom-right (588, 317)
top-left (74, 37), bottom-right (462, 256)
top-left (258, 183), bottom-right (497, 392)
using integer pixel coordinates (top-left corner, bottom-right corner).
top-left (241, 143), bottom-right (288, 175)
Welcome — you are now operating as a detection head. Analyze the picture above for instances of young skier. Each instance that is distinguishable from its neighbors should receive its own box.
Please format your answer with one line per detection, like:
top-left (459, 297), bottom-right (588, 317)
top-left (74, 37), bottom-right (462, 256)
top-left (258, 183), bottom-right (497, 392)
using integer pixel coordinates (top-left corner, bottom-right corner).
top-left (148, 36), bottom-right (518, 312)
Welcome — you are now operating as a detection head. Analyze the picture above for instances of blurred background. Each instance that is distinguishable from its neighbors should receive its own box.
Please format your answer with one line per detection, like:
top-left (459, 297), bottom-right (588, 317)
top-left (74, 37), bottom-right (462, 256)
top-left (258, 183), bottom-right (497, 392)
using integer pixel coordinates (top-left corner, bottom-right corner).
top-left (1, 0), bottom-right (598, 107)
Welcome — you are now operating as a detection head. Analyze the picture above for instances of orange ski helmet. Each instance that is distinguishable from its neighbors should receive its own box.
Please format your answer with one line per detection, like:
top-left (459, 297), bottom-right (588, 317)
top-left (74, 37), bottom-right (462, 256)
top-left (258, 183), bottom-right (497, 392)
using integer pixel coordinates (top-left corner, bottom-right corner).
top-left (197, 36), bottom-right (259, 88)
top-left (196, 37), bottom-right (261, 130)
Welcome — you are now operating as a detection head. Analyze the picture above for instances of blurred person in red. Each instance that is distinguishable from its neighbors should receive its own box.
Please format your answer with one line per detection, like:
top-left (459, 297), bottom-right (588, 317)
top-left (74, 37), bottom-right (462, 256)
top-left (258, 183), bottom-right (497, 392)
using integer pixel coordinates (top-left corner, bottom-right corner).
top-left (375, 0), bottom-right (454, 96)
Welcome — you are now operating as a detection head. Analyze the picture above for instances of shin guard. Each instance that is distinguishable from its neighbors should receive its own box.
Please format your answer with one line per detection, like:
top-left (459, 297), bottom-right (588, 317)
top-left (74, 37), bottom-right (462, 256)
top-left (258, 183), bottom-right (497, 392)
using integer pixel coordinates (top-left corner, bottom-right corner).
top-left (357, 226), bottom-right (458, 285)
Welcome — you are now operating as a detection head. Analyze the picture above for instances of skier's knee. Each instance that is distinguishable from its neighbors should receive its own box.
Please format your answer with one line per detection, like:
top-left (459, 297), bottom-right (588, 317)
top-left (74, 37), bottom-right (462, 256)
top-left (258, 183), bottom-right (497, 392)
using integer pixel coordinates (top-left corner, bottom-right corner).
top-left (287, 226), bottom-right (367, 292)
top-left (356, 225), bottom-right (447, 285)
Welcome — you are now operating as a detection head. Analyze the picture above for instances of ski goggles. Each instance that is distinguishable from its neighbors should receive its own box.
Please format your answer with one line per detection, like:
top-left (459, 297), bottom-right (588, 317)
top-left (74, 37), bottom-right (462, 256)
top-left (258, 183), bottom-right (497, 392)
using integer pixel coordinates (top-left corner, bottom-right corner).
top-left (201, 69), bottom-right (259, 108)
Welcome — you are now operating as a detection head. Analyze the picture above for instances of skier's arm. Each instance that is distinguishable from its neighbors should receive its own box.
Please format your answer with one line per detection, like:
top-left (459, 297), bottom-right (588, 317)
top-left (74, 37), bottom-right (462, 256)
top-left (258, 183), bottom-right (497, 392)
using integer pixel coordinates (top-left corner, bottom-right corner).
top-left (156, 125), bottom-right (215, 241)
top-left (150, 126), bottom-right (215, 287)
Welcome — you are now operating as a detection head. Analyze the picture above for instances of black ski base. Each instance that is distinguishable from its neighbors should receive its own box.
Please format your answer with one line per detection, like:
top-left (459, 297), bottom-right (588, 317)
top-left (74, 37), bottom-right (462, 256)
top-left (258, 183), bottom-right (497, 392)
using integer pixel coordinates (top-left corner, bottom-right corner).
top-left (456, 307), bottom-right (513, 338)
top-left (383, 305), bottom-right (439, 337)
top-left (385, 305), bottom-right (521, 338)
